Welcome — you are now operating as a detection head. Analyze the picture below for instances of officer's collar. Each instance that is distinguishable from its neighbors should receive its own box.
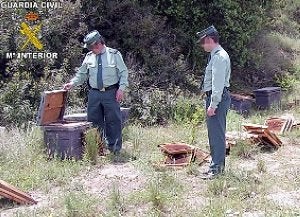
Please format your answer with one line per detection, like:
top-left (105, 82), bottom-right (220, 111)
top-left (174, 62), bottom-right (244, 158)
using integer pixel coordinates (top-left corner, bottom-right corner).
top-left (92, 46), bottom-right (106, 56)
top-left (210, 45), bottom-right (222, 55)
top-left (100, 46), bottom-right (107, 54)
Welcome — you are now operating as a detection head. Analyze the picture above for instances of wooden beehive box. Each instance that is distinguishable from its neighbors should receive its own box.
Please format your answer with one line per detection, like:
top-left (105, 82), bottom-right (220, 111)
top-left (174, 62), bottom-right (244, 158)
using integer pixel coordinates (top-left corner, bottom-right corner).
top-left (37, 90), bottom-right (92, 160)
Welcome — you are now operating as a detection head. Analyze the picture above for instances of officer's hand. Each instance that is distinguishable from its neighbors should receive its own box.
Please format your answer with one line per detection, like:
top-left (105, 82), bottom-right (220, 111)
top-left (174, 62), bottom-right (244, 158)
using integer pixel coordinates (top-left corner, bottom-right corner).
top-left (63, 82), bottom-right (74, 90)
top-left (116, 89), bottom-right (124, 102)
top-left (207, 107), bottom-right (216, 117)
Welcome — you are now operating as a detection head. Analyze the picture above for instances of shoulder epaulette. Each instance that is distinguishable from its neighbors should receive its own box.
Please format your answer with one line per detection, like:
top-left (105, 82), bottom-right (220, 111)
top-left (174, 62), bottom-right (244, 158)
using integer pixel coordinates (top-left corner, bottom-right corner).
top-left (108, 48), bottom-right (119, 54)
top-left (214, 50), bottom-right (221, 55)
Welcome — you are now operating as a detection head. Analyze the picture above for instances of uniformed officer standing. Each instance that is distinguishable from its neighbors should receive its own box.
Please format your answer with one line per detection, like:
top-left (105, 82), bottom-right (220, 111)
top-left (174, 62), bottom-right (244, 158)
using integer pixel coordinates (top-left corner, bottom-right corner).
top-left (64, 30), bottom-right (129, 155)
top-left (197, 26), bottom-right (231, 179)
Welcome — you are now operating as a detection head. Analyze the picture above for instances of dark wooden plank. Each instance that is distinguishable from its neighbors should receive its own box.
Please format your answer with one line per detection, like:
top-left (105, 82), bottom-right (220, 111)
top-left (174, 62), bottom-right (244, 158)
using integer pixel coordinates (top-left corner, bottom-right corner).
top-left (0, 180), bottom-right (37, 205)
top-left (193, 148), bottom-right (210, 165)
top-left (265, 129), bottom-right (282, 145)
top-left (0, 188), bottom-right (28, 204)
top-left (263, 129), bottom-right (280, 148)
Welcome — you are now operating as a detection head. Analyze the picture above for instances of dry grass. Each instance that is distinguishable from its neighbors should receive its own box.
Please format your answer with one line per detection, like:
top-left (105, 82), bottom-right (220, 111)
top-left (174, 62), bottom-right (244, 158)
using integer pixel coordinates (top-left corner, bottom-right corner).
top-left (0, 127), bottom-right (85, 192)
top-left (1, 103), bottom-right (300, 216)
top-left (270, 33), bottom-right (300, 53)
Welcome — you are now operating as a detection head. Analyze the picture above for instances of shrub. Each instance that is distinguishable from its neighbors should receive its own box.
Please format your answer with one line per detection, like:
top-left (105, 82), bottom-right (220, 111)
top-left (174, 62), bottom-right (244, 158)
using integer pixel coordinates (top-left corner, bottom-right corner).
top-left (172, 96), bottom-right (205, 125)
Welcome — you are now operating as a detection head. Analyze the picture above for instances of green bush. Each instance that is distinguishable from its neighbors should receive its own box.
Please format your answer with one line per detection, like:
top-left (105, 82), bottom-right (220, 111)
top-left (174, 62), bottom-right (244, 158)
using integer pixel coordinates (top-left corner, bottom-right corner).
top-left (172, 97), bottom-right (205, 125)
top-left (144, 0), bottom-right (273, 67)
top-left (127, 87), bottom-right (205, 126)
top-left (0, 72), bottom-right (43, 127)
top-left (275, 73), bottom-right (298, 90)
top-left (127, 87), bottom-right (177, 125)
top-left (0, 67), bottom-right (69, 127)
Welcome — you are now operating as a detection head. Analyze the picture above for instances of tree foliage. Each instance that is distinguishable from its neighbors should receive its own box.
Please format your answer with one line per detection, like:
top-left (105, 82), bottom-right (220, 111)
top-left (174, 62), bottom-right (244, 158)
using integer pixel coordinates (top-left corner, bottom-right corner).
top-left (0, 0), bottom-right (284, 126)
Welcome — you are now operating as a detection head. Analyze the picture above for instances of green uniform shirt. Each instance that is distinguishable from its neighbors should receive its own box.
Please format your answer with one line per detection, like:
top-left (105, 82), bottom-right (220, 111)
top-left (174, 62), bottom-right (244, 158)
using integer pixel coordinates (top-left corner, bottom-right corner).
top-left (202, 45), bottom-right (231, 109)
top-left (71, 46), bottom-right (129, 91)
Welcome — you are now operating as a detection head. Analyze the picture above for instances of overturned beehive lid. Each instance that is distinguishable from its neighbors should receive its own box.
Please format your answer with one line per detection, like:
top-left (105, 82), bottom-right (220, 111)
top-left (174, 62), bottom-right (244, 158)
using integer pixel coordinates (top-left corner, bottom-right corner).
top-left (159, 143), bottom-right (193, 155)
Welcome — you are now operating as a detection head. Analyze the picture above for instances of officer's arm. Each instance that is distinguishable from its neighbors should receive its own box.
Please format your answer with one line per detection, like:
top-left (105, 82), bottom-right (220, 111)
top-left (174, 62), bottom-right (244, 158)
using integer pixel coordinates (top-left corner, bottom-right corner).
top-left (70, 59), bottom-right (88, 86)
top-left (115, 52), bottom-right (129, 91)
top-left (209, 55), bottom-right (227, 109)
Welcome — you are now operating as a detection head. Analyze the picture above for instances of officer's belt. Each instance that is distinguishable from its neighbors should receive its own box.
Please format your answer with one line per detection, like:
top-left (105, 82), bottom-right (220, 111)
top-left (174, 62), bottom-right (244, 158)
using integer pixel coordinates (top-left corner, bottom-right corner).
top-left (205, 87), bottom-right (229, 97)
top-left (91, 83), bottom-right (119, 92)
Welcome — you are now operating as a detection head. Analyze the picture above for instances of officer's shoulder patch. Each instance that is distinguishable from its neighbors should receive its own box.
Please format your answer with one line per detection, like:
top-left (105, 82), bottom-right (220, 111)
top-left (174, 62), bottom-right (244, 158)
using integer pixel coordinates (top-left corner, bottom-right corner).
top-left (214, 50), bottom-right (221, 55)
top-left (212, 50), bottom-right (222, 58)
top-left (108, 48), bottom-right (119, 54)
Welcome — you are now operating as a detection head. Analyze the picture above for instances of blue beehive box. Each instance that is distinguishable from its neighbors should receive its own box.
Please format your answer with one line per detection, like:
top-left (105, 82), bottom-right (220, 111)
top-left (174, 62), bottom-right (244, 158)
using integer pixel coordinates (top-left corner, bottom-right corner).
top-left (37, 90), bottom-right (92, 160)
top-left (63, 107), bottom-right (130, 128)
top-left (230, 93), bottom-right (254, 114)
top-left (253, 87), bottom-right (281, 109)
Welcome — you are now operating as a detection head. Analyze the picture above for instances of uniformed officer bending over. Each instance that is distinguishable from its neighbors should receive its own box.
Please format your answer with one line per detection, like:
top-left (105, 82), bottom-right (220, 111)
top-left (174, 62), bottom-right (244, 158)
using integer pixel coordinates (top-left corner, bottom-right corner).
top-left (64, 30), bottom-right (129, 155)
top-left (197, 26), bottom-right (231, 179)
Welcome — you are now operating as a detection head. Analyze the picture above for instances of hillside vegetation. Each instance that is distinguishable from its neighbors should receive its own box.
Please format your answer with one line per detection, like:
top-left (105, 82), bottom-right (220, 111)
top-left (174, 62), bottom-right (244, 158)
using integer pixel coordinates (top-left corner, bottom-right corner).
top-left (0, 0), bottom-right (299, 126)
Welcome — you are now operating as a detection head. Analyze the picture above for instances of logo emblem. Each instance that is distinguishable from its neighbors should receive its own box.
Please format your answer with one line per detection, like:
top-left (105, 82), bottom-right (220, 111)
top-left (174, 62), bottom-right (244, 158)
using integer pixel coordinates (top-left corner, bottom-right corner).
top-left (25, 12), bottom-right (39, 21)
top-left (20, 12), bottom-right (43, 50)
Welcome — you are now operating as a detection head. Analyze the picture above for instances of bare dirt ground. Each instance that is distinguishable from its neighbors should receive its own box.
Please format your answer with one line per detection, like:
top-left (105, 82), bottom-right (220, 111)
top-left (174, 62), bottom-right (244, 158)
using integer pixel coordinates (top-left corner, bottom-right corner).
top-left (73, 163), bottom-right (147, 197)
top-left (234, 143), bottom-right (300, 209)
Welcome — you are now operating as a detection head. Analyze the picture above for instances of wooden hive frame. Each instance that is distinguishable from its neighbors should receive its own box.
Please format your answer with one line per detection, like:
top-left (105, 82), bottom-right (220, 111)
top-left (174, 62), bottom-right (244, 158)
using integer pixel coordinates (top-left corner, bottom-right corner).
top-left (265, 117), bottom-right (294, 135)
top-left (242, 123), bottom-right (282, 148)
top-left (159, 143), bottom-right (210, 167)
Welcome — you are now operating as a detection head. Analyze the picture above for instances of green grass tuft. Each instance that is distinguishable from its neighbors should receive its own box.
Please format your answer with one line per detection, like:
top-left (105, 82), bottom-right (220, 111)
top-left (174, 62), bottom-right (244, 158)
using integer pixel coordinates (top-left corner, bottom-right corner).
top-left (83, 128), bottom-right (103, 165)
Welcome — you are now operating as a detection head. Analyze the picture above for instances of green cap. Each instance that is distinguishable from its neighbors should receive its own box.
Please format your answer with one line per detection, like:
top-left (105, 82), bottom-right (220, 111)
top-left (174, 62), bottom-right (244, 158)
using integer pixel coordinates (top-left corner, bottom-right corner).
top-left (83, 30), bottom-right (101, 48)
